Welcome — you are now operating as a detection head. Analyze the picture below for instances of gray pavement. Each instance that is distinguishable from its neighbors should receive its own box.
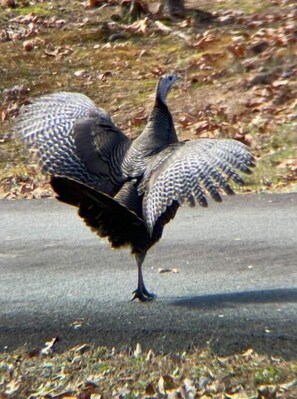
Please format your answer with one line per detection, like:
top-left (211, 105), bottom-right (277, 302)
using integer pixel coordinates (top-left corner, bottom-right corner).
top-left (0, 193), bottom-right (296, 358)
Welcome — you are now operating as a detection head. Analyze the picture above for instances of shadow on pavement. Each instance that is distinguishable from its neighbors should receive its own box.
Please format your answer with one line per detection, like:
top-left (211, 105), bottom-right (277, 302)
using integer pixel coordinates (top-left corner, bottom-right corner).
top-left (171, 288), bottom-right (297, 309)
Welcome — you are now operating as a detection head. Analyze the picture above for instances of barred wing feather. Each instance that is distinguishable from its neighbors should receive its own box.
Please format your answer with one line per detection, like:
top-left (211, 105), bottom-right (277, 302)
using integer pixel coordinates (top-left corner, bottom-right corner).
top-left (14, 92), bottom-right (129, 193)
top-left (142, 139), bottom-right (255, 233)
top-left (15, 92), bottom-right (109, 146)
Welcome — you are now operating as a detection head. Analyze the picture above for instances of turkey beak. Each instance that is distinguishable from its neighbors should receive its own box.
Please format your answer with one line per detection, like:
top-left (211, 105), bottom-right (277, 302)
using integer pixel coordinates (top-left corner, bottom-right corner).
top-left (171, 74), bottom-right (181, 88)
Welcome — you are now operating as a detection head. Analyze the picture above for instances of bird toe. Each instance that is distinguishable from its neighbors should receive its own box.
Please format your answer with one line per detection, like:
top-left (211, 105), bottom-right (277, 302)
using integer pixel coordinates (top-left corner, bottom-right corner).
top-left (131, 289), bottom-right (156, 302)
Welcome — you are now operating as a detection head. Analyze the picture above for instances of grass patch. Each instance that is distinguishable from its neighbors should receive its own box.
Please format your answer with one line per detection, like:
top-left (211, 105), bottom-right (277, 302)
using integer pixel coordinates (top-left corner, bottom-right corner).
top-left (254, 365), bottom-right (281, 384)
top-left (1, 0), bottom-right (296, 196)
top-left (206, 0), bottom-right (272, 13)
top-left (16, 3), bottom-right (53, 16)
top-left (0, 345), bottom-right (296, 398)
top-left (254, 125), bottom-right (297, 191)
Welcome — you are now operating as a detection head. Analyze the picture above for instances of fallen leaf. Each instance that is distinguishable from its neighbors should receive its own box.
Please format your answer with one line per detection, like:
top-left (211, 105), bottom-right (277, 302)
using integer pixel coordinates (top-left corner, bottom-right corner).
top-left (145, 382), bottom-right (155, 396)
top-left (228, 43), bottom-right (246, 58)
top-left (225, 391), bottom-right (249, 399)
top-left (23, 37), bottom-right (45, 51)
top-left (70, 320), bottom-right (84, 329)
top-left (158, 375), bottom-right (178, 394)
top-left (154, 20), bottom-right (172, 34)
top-left (74, 70), bottom-right (88, 78)
top-left (40, 336), bottom-right (60, 355)
top-left (75, 344), bottom-right (92, 354)
top-left (97, 71), bottom-right (113, 81)
top-left (242, 348), bottom-right (254, 357)
top-left (193, 120), bottom-right (209, 134)
top-left (146, 349), bottom-right (155, 361)
top-left (158, 268), bottom-right (179, 274)
top-left (4, 378), bottom-right (21, 395)
top-left (125, 17), bottom-right (149, 35)
top-left (199, 376), bottom-right (209, 390)
top-left (257, 385), bottom-right (277, 399)
top-left (134, 342), bottom-right (142, 357)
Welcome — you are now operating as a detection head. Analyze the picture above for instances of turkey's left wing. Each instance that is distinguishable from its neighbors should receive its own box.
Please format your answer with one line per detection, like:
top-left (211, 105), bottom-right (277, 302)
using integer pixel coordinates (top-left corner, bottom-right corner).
top-left (140, 139), bottom-right (255, 233)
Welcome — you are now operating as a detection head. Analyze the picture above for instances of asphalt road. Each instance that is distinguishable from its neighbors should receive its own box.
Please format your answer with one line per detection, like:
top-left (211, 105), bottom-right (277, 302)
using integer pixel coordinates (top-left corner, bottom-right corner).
top-left (0, 193), bottom-right (296, 358)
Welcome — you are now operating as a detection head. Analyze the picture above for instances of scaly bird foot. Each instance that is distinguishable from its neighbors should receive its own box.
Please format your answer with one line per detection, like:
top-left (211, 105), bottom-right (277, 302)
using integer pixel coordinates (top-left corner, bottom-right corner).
top-left (131, 288), bottom-right (156, 302)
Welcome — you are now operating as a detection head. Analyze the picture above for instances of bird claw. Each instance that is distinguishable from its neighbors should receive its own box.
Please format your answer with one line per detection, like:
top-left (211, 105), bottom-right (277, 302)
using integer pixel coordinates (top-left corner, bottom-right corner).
top-left (131, 288), bottom-right (156, 302)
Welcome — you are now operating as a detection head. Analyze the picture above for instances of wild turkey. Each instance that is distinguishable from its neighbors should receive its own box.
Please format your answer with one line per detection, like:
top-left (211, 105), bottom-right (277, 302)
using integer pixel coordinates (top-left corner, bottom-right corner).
top-left (14, 73), bottom-right (255, 301)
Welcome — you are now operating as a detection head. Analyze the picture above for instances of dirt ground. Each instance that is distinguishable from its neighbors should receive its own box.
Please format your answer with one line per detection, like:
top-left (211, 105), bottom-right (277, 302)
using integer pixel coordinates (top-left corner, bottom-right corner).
top-left (0, 0), bottom-right (296, 198)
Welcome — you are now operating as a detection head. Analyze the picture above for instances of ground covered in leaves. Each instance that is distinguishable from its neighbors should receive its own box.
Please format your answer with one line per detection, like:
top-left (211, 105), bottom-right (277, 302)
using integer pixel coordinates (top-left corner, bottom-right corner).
top-left (1, 344), bottom-right (297, 399)
top-left (0, 1), bottom-right (297, 398)
top-left (0, 0), bottom-right (296, 198)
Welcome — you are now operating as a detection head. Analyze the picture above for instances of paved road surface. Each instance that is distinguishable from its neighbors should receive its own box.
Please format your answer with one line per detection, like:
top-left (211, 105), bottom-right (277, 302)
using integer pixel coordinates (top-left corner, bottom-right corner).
top-left (0, 193), bottom-right (296, 358)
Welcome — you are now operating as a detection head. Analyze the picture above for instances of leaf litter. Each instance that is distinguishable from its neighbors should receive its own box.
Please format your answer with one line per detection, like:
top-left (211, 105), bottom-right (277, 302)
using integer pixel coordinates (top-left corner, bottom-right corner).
top-left (0, 0), bottom-right (297, 397)
top-left (0, 344), bottom-right (297, 398)
top-left (0, 0), bottom-right (297, 196)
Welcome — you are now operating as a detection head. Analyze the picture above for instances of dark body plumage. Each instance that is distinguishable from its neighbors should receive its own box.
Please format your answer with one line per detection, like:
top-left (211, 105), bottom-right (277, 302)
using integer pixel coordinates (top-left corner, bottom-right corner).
top-left (14, 74), bottom-right (255, 301)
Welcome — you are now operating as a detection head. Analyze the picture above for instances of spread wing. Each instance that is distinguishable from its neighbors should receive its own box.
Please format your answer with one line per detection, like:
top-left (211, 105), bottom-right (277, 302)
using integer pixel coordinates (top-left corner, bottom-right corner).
top-left (140, 139), bottom-right (256, 233)
top-left (15, 92), bottom-right (109, 149)
top-left (14, 92), bottom-right (130, 194)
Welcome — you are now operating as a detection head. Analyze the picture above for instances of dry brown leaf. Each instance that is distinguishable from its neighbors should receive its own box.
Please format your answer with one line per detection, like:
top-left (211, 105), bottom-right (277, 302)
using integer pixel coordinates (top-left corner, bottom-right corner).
top-left (178, 114), bottom-right (197, 128)
top-left (225, 391), bottom-right (249, 399)
top-left (272, 79), bottom-right (289, 88)
top-left (125, 17), bottom-right (149, 35)
top-left (44, 46), bottom-right (73, 59)
top-left (158, 268), bottom-right (179, 274)
top-left (4, 378), bottom-right (21, 395)
top-left (158, 374), bottom-right (178, 394)
top-left (70, 320), bottom-right (84, 329)
top-left (242, 348), bottom-right (254, 357)
top-left (40, 336), bottom-right (60, 355)
top-left (87, 0), bottom-right (102, 7)
top-left (23, 37), bottom-right (45, 51)
top-left (97, 71), bottom-right (113, 81)
top-left (146, 349), bottom-right (155, 361)
top-left (2, 0), bottom-right (16, 7)
top-left (75, 344), bottom-right (92, 354)
top-left (128, 108), bottom-right (147, 127)
top-left (228, 43), bottom-right (246, 58)
top-left (277, 158), bottom-right (297, 171)
top-left (74, 70), bottom-right (88, 78)
top-left (257, 385), bottom-right (278, 399)
top-left (193, 34), bottom-right (220, 49)
top-left (51, 394), bottom-right (77, 399)
top-left (145, 382), bottom-right (155, 396)
top-left (134, 342), bottom-right (142, 357)
top-left (154, 20), bottom-right (172, 34)
top-left (183, 378), bottom-right (196, 395)
top-left (193, 120), bottom-right (210, 134)
top-left (1, 110), bottom-right (8, 122)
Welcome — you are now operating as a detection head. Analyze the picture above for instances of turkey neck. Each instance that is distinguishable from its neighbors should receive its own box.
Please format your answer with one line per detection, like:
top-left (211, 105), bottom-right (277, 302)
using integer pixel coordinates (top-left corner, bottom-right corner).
top-left (132, 96), bottom-right (178, 157)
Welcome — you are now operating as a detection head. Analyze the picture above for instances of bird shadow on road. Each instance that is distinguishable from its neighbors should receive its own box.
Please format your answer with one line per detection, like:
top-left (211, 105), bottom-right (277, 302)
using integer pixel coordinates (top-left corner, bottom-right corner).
top-left (170, 288), bottom-right (297, 309)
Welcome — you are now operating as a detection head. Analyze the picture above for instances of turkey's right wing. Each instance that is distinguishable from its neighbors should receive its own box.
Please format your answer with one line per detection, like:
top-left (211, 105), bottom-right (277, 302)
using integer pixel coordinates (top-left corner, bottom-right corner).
top-left (73, 115), bottom-right (131, 193)
top-left (15, 92), bottom-right (109, 151)
top-left (140, 139), bottom-right (256, 233)
top-left (14, 92), bottom-right (130, 193)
